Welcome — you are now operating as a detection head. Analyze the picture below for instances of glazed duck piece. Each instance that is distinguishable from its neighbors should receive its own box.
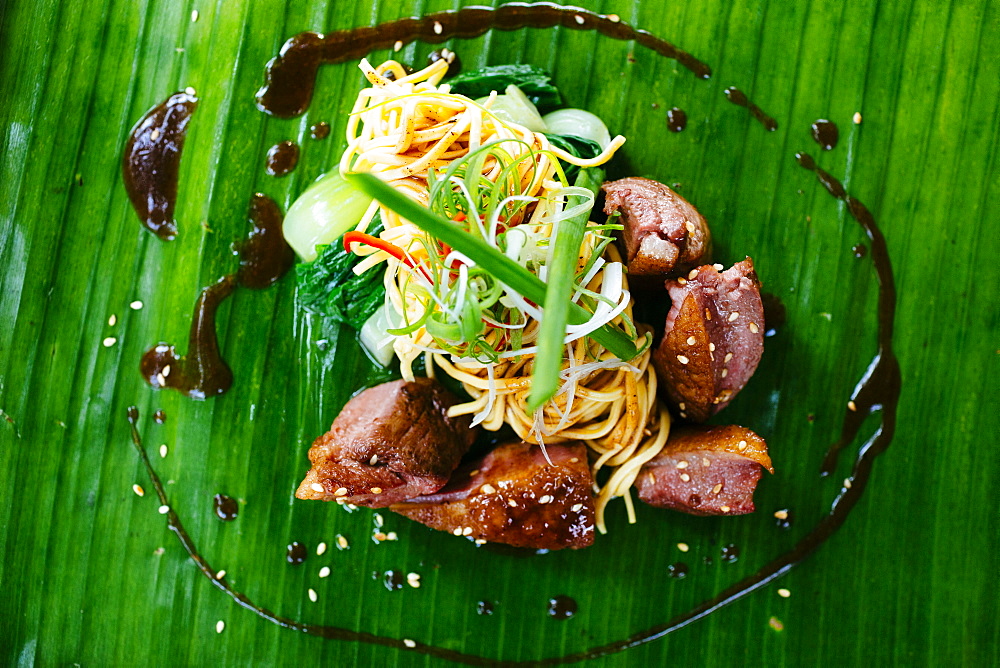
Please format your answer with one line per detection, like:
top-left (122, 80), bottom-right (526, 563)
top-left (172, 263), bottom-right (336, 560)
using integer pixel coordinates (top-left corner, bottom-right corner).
top-left (601, 176), bottom-right (713, 279)
top-left (652, 258), bottom-right (765, 421)
top-left (634, 424), bottom-right (772, 516)
top-left (391, 441), bottom-right (596, 550)
top-left (296, 378), bottom-right (476, 508)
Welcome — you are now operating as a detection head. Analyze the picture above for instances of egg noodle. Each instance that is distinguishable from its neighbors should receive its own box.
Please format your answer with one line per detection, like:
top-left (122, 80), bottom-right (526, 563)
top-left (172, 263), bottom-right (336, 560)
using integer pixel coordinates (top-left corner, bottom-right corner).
top-left (340, 57), bottom-right (671, 531)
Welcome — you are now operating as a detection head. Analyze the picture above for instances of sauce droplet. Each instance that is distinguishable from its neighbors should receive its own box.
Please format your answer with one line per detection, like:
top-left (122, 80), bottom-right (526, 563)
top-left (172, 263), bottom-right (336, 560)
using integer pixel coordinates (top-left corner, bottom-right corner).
top-left (723, 87), bottom-right (777, 131)
top-left (475, 600), bottom-right (495, 616)
top-left (852, 244), bottom-right (867, 258)
top-left (668, 562), bottom-right (689, 578)
top-left (666, 106), bottom-right (687, 132)
top-left (153, 410), bottom-right (167, 424)
top-left (546, 595), bottom-right (577, 619)
top-left (810, 119), bottom-right (839, 150)
top-left (309, 121), bottom-right (330, 139)
top-left (265, 140), bottom-right (300, 177)
top-left (382, 570), bottom-right (404, 591)
top-left (213, 494), bottom-right (239, 521)
top-left (286, 541), bottom-right (307, 565)
top-left (122, 92), bottom-right (199, 240)
top-left (720, 543), bottom-right (740, 563)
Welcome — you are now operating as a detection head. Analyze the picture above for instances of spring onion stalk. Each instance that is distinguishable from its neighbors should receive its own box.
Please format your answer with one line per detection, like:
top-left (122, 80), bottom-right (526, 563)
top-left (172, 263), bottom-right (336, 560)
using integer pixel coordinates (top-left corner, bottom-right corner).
top-left (526, 168), bottom-right (603, 411)
top-left (345, 172), bottom-right (640, 362)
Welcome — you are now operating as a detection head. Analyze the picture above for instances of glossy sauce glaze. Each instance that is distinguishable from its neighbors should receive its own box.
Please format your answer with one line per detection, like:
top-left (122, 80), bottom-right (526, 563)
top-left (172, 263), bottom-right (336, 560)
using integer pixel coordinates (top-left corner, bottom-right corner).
top-left (666, 107), bottom-right (687, 132)
top-left (122, 92), bottom-right (198, 240)
top-left (723, 87), bottom-right (777, 131)
top-left (140, 194), bottom-right (292, 399)
top-left (810, 119), bottom-right (839, 150)
top-left (265, 140), bottom-right (300, 177)
top-left (214, 494), bottom-right (239, 521)
top-left (128, 5), bottom-right (900, 665)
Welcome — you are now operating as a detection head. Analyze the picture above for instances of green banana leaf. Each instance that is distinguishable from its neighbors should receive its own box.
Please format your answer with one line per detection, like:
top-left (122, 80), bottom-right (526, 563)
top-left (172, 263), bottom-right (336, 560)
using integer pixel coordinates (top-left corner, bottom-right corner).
top-left (2, 0), bottom-right (998, 665)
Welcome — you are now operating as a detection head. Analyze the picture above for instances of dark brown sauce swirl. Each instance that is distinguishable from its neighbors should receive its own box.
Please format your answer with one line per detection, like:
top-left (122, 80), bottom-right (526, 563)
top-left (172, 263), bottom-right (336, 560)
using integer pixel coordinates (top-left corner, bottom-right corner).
top-left (255, 2), bottom-right (711, 118)
top-left (141, 194), bottom-right (292, 399)
top-left (723, 87), bottom-right (777, 131)
top-left (122, 92), bottom-right (198, 240)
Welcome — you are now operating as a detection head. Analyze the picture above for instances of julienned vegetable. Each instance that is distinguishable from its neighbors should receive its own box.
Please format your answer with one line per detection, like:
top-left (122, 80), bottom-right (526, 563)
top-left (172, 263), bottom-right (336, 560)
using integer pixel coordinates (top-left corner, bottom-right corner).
top-left (284, 171), bottom-right (373, 261)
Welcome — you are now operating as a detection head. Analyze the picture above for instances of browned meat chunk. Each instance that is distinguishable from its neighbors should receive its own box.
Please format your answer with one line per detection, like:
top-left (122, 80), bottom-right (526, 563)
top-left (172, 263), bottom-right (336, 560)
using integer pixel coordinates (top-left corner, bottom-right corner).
top-left (391, 441), bottom-right (595, 550)
top-left (295, 378), bottom-right (476, 508)
top-left (635, 425), bottom-right (772, 516)
top-left (652, 259), bottom-right (764, 421)
top-left (601, 177), bottom-right (712, 278)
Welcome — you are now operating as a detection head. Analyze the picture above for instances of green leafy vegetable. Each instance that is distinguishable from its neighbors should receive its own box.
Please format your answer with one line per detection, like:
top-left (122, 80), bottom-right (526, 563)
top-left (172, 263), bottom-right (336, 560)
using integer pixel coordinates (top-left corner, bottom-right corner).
top-left (527, 168), bottom-right (604, 411)
top-left (295, 217), bottom-right (386, 330)
top-left (447, 64), bottom-right (562, 111)
top-left (543, 133), bottom-right (603, 182)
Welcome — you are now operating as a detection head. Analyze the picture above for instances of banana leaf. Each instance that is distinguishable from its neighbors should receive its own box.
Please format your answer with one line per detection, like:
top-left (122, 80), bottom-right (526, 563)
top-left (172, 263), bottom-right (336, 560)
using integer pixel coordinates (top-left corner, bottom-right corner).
top-left (2, 0), bottom-right (998, 665)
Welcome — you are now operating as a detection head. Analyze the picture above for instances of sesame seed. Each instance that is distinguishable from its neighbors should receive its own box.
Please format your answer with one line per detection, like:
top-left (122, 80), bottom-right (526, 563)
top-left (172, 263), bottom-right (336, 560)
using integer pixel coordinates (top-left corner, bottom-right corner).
top-left (334, 487), bottom-right (348, 496)
top-left (713, 263), bottom-right (724, 271)
top-left (678, 402), bottom-right (686, 410)
top-left (216, 620), bottom-right (225, 634)
top-left (373, 513), bottom-right (384, 528)
top-left (185, 87), bottom-right (195, 96)
top-left (370, 487), bottom-right (383, 494)
top-left (373, 532), bottom-right (387, 542)
top-left (475, 539), bottom-right (486, 545)
top-left (676, 461), bottom-right (689, 469)
top-left (569, 458), bottom-right (579, 464)
top-left (571, 503), bottom-right (583, 512)
top-left (677, 277), bottom-right (687, 285)
top-left (149, 129), bottom-right (160, 141)
top-left (538, 495), bottom-right (553, 504)
top-left (712, 483), bottom-right (723, 494)
top-left (574, 14), bottom-right (585, 24)
top-left (721, 369), bottom-right (728, 378)
top-left (677, 355), bottom-right (689, 364)
top-left (644, 428), bottom-right (652, 436)
top-left (159, 444), bottom-right (168, 458)
top-left (130, 300), bottom-right (143, 310)
top-left (720, 505), bottom-right (731, 513)
top-left (133, 484), bottom-right (145, 496)
top-left (103, 337), bottom-right (117, 347)
top-left (680, 473), bottom-right (691, 482)
top-left (688, 269), bottom-right (700, 280)
top-left (386, 532), bottom-right (398, 541)
top-left (677, 542), bottom-right (689, 552)
top-left (853, 111), bottom-right (862, 124)
top-left (308, 588), bottom-right (318, 602)
top-left (462, 527), bottom-right (473, 536)
top-left (843, 478), bottom-right (852, 489)
top-left (728, 311), bottom-right (739, 322)
top-left (216, 570), bottom-right (225, 579)
top-left (191, 9), bottom-right (199, 21)
top-left (847, 400), bottom-right (857, 411)
top-left (407, 572), bottom-right (421, 588)
top-left (337, 535), bottom-right (349, 549)
top-left (724, 352), bottom-right (733, 362)
top-left (508, 499), bottom-right (517, 507)
top-left (686, 336), bottom-right (696, 345)
top-left (679, 411), bottom-right (687, 418)
top-left (608, 13), bottom-right (621, 22)
top-left (161, 365), bottom-right (171, 378)
top-left (310, 483), bottom-right (324, 493)
top-left (709, 343), bottom-right (716, 352)
top-left (738, 440), bottom-right (748, 451)
top-left (469, 469), bottom-right (480, 476)
top-left (453, 527), bottom-right (463, 536)
top-left (369, 454), bottom-right (378, 465)
top-left (774, 509), bottom-right (789, 520)
top-left (769, 616), bottom-right (784, 631)
top-left (480, 484), bottom-right (497, 494)
top-left (702, 457), bottom-right (710, 467)
top-left (316, 542), bottom-right (327, 556)
top-left (778, 588), bottom-right (791, 598)
top-left (685, 221), bottom-right (696, 233)
top-left (108, 314), bottom-right (117, 326)
top-left (705, 308), bottom-right (712, 320)
top-left (158, 505), bottom-right (170, 514)
top-left (319, 566), bottom-right (331, 578)
top-left (403, 639), bottom-right (417, 648)
top-left (433, 21), bottom-right (443, 34)
top-left (393, 40), bottom-right (402, 52)
top-left (749, 322), bottom-right (759, 333)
